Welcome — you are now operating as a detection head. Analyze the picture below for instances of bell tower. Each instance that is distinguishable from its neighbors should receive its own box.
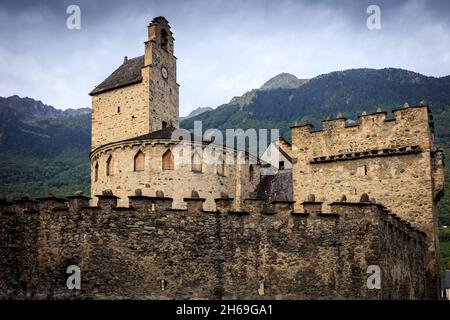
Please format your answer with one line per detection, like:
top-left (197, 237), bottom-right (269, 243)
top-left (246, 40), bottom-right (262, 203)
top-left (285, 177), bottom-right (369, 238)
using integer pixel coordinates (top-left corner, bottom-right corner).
top-left (90, 16), bottom-right (179, 151)
top-left (143, 16), bottom-right (179, 132)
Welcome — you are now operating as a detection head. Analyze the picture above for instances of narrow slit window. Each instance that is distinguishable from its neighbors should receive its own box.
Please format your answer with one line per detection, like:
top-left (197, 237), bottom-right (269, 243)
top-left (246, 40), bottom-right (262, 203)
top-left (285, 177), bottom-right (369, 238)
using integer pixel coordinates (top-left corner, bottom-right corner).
top-left (94, 162), bottom-right (99, 182)
top-left (250, 164), bottom-right (255, 180)
top-left (106, 155), bottom-right (114, 176)
top-left (217, 154), bottom-right (225, 176)
top-left (161, 29), bottom-right (168, 48)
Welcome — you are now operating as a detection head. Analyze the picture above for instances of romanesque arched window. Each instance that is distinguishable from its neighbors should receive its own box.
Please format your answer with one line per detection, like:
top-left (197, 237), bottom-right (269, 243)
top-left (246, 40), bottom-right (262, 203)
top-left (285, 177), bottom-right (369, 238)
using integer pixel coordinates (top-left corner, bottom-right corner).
top-left (192, 149), bottom-right (202, 173)
top-left (161, 29), bottom-right (168, 48)
top-left (217, 154), bottom-right (225, 176)
top-left (134, 150), bottom-right (145, 172)
top-left (162, 149), bottom-right (174, 170)
top-left (249, 164), bottom-right (255, 181)
top-left (106, 155), bottom-right (114, 176)
top-left (94, 162), bottom-right (99, 182)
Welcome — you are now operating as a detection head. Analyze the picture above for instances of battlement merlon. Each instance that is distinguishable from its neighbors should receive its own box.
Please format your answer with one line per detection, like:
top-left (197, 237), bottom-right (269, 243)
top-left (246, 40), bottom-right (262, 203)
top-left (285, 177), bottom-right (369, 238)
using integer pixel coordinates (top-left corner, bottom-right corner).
top-left (290, 104), bottom-right (435, 157)
top-left (329, 201), bottom-right (427, 244)
top-left (0, 191), bottom-right (428, 243)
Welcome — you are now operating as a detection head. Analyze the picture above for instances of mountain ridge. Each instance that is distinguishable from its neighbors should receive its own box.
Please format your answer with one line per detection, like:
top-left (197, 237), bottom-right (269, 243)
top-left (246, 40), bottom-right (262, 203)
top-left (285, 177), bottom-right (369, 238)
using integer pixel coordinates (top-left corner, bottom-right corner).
top-left (260, 72), bottom-right (309, 90)
top-left (0, 95), bottom-right (90, 119)
top-left (181, 68), bottom-right (450, 139)
top-left (179, 106), bottom-right (213, 121)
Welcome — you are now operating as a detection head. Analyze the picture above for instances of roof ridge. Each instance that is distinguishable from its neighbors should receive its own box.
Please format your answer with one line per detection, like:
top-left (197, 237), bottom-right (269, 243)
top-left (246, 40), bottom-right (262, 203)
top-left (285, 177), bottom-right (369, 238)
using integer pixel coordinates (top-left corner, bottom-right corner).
top-left (126, 54), bottom-right (144, 61)
top-left (89, 55), bottom-right (145, 95)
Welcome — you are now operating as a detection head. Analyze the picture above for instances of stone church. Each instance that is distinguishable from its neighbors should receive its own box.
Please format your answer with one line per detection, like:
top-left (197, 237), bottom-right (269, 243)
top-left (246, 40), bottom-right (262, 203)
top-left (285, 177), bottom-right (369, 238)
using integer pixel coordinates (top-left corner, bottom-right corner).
top-left (0, 16), bottom-right (445, 300)
top-left (89, 16), bottom-right (266, 211)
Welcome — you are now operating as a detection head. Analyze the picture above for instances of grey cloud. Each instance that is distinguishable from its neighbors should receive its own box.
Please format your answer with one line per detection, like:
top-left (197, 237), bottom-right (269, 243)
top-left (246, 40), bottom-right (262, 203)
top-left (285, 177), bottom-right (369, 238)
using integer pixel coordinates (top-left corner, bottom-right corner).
top-left (0, 0), bottom-right (449, 115)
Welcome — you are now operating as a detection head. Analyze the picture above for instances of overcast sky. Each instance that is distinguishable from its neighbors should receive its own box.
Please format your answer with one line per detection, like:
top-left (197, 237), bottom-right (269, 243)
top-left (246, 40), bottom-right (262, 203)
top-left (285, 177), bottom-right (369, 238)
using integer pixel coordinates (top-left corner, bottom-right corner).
top-left (0, 0), bottom-right (449, 115)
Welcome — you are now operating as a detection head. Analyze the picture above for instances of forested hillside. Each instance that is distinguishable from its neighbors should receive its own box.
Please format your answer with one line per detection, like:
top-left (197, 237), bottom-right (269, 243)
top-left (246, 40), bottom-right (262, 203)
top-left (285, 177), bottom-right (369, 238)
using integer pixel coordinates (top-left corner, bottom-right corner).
top-left (0, 96), bottom-right (91, 197)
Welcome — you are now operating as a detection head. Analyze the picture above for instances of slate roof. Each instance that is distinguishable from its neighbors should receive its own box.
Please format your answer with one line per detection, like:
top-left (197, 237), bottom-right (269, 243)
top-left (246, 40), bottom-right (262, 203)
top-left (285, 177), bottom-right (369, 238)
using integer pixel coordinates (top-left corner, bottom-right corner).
top-left (278, 136), bottom-right (292, 147)
top-left (91, 126), bottom-right (265, 165)
top-left (89, 55), bottom-right (145, 95)
top-left (277, 145), bottom-right (292, 162)
top-left (122, 126), bottom-right (201, 142)
top-left (91, 126), bottom-right (206, 154)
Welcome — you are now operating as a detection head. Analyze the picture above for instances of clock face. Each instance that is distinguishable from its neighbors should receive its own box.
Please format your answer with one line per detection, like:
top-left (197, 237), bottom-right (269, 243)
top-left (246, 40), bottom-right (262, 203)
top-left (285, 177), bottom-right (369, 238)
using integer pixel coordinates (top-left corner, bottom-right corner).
top-left (161, 67), bottom-right (168, 79)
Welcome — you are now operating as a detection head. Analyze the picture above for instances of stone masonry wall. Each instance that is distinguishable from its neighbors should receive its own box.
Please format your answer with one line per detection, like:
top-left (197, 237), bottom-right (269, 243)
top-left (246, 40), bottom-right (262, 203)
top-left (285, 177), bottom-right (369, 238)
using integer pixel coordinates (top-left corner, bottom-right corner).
top-left (0, 191), bottom-right (428, 300)
top-left (290, 105), bottom-right (444, 297)
top-left (91, 81), bottom-right (149, 150)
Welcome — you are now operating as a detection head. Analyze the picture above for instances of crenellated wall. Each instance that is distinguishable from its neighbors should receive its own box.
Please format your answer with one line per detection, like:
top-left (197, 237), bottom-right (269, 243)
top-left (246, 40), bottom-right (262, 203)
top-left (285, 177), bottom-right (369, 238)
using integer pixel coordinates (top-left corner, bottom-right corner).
top-left (0, 191), bottom-right (429, 300)
top-left (290, 104), bottom-right (444, 297)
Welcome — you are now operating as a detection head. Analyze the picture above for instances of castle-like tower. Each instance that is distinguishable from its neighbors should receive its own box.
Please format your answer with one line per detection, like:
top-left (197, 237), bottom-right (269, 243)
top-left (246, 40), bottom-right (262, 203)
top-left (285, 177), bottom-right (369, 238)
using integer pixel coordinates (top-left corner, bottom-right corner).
top-left (90, 17), bottom-right (179, 150)
top-left (89, 17), bottom-right (262, 210)
top-left (290, 105), bottom-right (445, 297)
